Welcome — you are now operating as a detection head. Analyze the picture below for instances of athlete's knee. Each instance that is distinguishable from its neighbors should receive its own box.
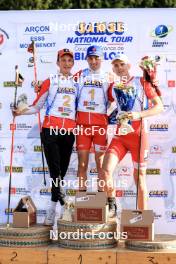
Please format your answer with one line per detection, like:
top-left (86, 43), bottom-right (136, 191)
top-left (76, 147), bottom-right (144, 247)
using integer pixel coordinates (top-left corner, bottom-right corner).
top-left (78, 161), bottom-right (88, 172)
top-left (95, 158), bottom-right (104, 172)
top-left (101, 164), bottom-right (113, 177)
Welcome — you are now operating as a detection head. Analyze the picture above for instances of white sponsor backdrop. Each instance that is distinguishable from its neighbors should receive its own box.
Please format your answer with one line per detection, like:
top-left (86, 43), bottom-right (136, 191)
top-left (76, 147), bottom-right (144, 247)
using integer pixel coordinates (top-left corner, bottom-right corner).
top-left (0, 9), bottom-right (176, 234)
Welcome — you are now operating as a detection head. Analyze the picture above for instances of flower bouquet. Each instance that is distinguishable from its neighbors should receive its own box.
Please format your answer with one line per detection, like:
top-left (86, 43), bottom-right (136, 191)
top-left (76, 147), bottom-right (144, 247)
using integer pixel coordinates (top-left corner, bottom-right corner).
top-left (16, 93), bottom-right (29, 113)
top-left (139, 56), bottom-right (156, 82)
top-left (113, 83), bottom-right (137, 135)
top-left (139, 56), bottom-right (161, 97)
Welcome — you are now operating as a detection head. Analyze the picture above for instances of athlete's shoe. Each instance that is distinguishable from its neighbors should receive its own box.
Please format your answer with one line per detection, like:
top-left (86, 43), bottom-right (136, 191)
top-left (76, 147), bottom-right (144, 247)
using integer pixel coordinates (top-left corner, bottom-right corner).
top-left (43, 208), bottom-right (56, 226)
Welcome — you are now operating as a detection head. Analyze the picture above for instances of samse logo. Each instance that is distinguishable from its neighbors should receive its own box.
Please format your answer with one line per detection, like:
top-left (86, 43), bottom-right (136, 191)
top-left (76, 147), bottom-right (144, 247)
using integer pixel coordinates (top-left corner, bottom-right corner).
top-left (75, 22), bottom-right (125, 36)
top-left (146, 169), bottom-right (160, 175)
top-left (5, 166), bottom-right (23, 173)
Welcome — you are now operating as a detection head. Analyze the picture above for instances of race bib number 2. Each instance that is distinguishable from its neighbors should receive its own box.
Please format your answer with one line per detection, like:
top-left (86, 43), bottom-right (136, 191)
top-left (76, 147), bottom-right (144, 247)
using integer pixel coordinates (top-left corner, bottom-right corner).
top-left (63, 95), bottom-right (71, 107)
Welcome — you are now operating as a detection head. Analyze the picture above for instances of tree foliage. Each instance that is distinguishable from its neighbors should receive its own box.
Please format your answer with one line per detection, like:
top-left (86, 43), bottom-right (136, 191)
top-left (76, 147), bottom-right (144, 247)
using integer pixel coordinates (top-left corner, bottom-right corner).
top-left (0, 0), bottom-right (176, 10)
